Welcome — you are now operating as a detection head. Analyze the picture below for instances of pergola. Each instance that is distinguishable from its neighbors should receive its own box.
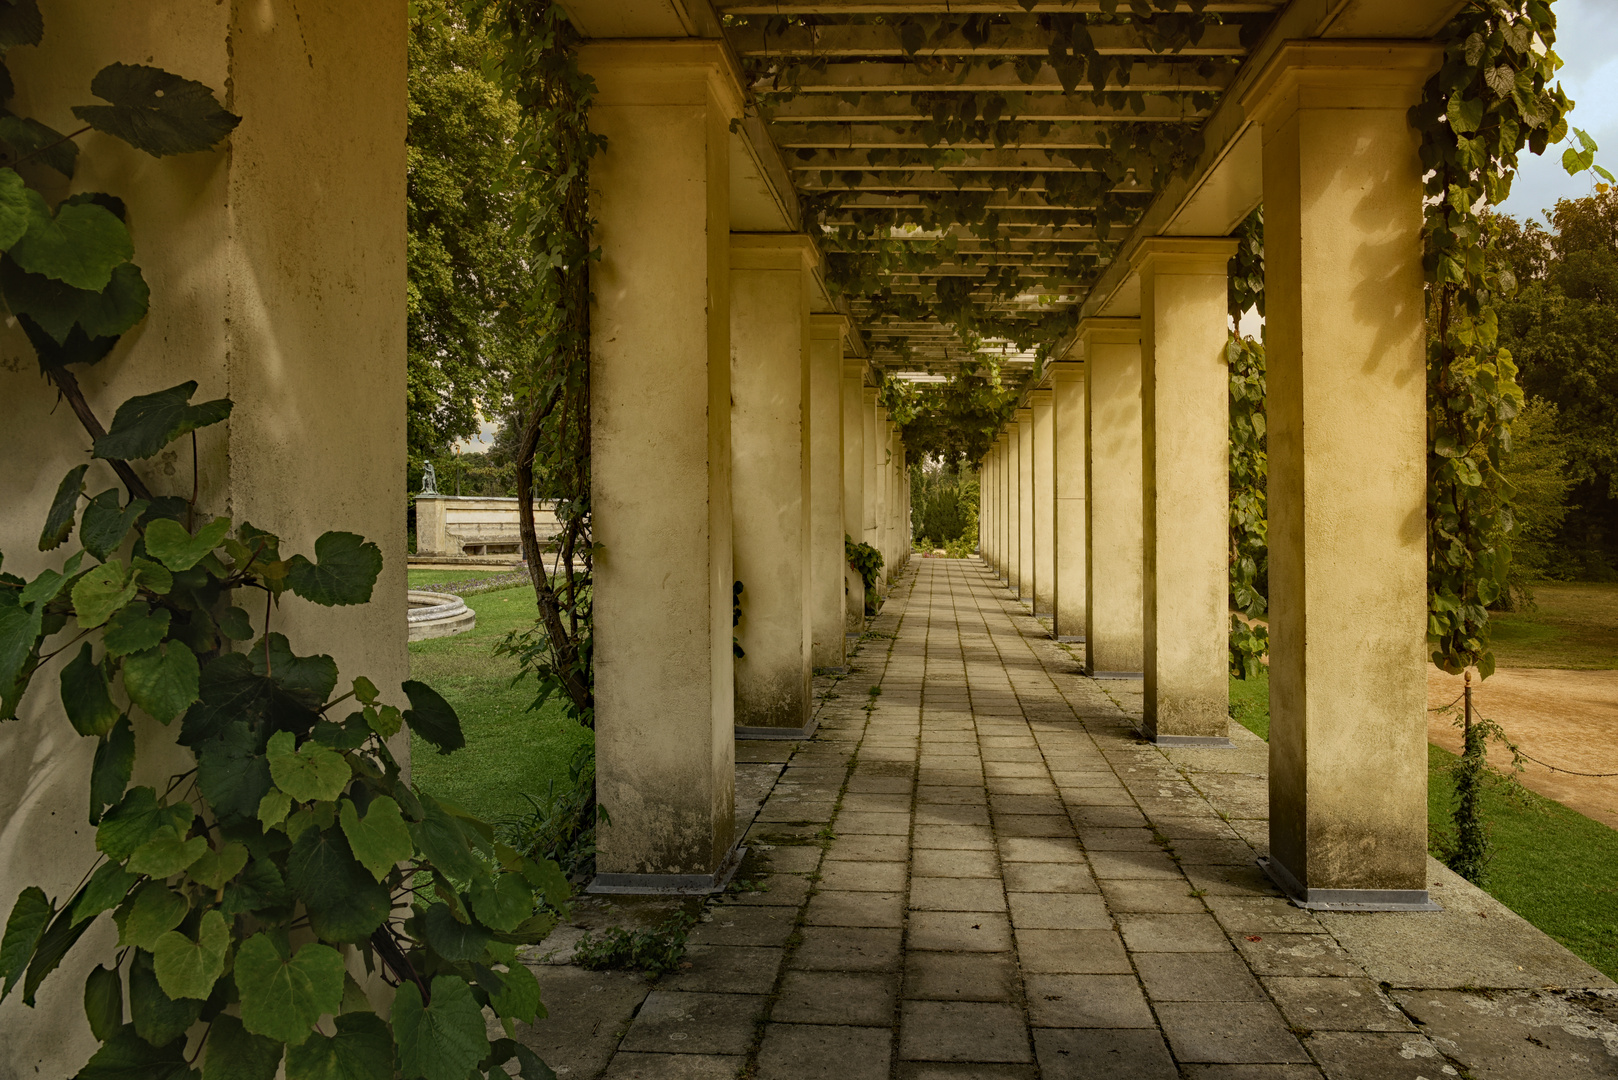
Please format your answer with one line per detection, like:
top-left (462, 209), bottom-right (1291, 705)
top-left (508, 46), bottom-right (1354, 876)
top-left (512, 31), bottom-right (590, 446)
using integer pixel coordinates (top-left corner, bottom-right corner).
top-left (563, 0), bottom-right (1458, 908)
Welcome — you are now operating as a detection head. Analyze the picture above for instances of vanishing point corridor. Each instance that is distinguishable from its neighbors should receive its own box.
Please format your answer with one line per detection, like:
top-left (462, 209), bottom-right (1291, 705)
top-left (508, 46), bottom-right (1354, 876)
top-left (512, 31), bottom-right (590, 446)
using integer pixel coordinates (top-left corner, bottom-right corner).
top-left (541, 559), bottom-right (1614, 1080)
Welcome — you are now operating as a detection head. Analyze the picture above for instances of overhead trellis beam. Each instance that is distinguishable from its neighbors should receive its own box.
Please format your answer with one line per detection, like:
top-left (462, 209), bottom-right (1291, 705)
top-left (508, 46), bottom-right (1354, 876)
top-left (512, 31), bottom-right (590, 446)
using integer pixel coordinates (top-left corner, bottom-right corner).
top-left (774, 122), bottom-right (1114, 148)
top-left (761, 60), bottom-right (1233, 93)
top-left (791, 148), bottom-right (1110, 171)
top-left (763, 94), bottom-right (1208, 121)
top-left (718, 1), bottom-right (1281, 13)
top-left (728, 22), bottom-right (1248, 59)
top-left (830, 192), bottom-right (1150, 208)
top-left (800, 174), bottom-right (1142, 192)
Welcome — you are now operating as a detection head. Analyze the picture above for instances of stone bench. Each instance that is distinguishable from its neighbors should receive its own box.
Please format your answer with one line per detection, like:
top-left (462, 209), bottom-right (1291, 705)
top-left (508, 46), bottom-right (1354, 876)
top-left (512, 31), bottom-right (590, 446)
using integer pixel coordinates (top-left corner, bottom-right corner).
top-left (414, 495), bottom-right (561, 557)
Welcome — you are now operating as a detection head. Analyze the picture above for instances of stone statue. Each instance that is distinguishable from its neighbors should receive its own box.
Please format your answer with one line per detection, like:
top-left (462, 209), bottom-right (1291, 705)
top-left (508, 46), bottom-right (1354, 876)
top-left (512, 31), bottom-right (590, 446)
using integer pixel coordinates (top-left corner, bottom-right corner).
top-left (420, 462), bottom-right (439, 495)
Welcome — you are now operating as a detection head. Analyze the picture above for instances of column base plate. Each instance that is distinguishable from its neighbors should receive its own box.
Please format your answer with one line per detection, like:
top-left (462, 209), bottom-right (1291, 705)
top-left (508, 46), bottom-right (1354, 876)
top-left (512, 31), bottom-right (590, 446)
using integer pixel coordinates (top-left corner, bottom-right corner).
top-left (736, 715), bottom-right (821, 741)
top-left (1149, 734), bottom-right (1234, 748)
top-left (589, 844), bottom-right (747, 896)
top-left (1090, 670), bottom-right (1144, 680)
top-left (1258, 856), bottom-right (1441, 912)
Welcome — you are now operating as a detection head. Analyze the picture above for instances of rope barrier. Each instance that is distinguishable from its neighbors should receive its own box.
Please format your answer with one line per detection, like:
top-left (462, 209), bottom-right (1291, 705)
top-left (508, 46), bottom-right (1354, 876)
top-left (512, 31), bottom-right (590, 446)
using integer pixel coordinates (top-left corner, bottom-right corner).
top-left (1429, 687), bottom-right (1618, 778)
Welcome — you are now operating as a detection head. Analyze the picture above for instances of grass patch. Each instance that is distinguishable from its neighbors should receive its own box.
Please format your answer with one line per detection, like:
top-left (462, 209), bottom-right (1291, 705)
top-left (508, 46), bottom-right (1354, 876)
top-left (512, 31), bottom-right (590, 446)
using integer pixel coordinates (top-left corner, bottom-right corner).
top-left (408, 586), bottom-right (591, 824)
top-left (1229, 669), bottom-right (1269, 741)
top-left (408, 568), bottom-right (509, 588)
top-left (1228, 672), bottom-right (1618, 980)
top-left (1489, 582), bottom-right (1618, 670)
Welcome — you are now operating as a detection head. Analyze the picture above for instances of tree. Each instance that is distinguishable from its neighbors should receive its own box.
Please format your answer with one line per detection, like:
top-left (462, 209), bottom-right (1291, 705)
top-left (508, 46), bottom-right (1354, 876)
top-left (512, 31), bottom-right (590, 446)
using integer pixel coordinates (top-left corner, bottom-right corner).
top-left (408, 0), bottom-right (536, 480)
top-left (1494, 190), bottom-right (1618, 579)
top-left (1501, 397), bottom-right (1572, 601)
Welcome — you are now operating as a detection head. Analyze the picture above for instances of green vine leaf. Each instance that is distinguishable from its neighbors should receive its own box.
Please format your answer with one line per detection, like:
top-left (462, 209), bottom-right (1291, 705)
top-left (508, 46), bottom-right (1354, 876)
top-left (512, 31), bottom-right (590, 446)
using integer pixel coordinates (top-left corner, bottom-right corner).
top-left (104, 602), bottom-right (173, 657)
top-left (126, 826), bottom-right (209, 879)
top-left (267, 730), bottom-right (351, 803)
top-left (486, 963), bottom-right (542, 1026)
top-left (392, 975), bottom-right (491, 1080)
top-left (129, 948), bottom-right (204, 1047)
top-left (73, 63), bottom-right (242, 158)
top-left (421, 902), bottom-right (493, 962)
top-left (97, 787), bottom-right (190, 860)
top-left (18, 551), bottom-right (83, 606)
top-left (0, 115), bottom-right (79, 178)
top-left (401, 679), bottom-right (465, 755)
top-left (189, 842), bottom-right (250, 891)
top-left (22, 899), bottom-right (95, 1006)
top-left (70, 861), bottom-right (138, 927)
top-left (74, 1024), bottom-right (192, 1080)
top-left (285, 532), bottom-right (383, 607)
top-left (284, 826), bottom-right (390, 944)
top-left (201, 1014), bottom-right (285, 1080)
top-left (38, 462), bottom-right (88, 551)
top-left (284, 1011), bottom-right (394, 1080)
top-left (61, 642), bottom-right (120, 736)
top-left (152, 908), bottom-right (229, 1000)
top-left (469, 874), bottom-right (534, 934)
top-left (90, 715), bottom-right (136, 824)
top-left (145, 516), bottom-right (232, 572)
top-left (83, 964), bottom-right (124, 1042)
top-left (0, 885), bottom-right (50, 1001)
top-left (338, 796), bottom-right (411, 882)
top-left (71, 558), bottom-right (138, 628)
top-left (2, 260), bottom-right (150, 346)
top-left (8, 198), bottom-right (132, 292)
top-left (80, 488), bottom-right (149, 561)
top-left (122, 640), bottom-right (201, 724)
top-left (0, 166), bottom-right (35, 250)
top-left (235, 934), bottom-right (345, 1046)
top-left (93, 381), bottom-right (233, 462)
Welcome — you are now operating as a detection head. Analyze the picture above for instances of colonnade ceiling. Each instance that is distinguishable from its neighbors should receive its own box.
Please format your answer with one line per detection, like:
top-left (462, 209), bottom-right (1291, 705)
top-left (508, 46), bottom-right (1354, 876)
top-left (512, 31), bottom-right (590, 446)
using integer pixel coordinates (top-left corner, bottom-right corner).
top-left (719, 0), bottom-right (1280, 379)
top-left (564, 0), bottom-right (1463, 383)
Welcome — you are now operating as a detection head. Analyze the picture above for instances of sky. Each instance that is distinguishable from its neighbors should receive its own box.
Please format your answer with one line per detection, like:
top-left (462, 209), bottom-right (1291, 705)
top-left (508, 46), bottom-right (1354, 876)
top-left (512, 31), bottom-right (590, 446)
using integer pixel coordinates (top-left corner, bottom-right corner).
top-left (1496, 0), bottom-right (1618, 224)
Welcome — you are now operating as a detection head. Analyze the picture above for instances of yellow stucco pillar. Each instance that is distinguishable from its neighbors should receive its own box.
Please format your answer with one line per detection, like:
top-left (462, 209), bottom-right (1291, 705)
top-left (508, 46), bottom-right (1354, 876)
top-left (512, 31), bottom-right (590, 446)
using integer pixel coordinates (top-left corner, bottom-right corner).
top-left (1001, 430), bottom-right (1015, 586)
top-left (585, 42), bottom-right (740, 885)
top-left (1135, 238), bottom-right (1240, 746)
top-left (842, 362), bottom-right (867, 633)
top-left (1031, 388), bottom-right (1056, 617)
top-left (984, 444), bottom-right (996, 571)
top-left (809, 318), bottom-right (849, 669)
top-left (863, 389), bottom-right (880, 549)
top-left (880, 404), bottom-right (893, 579)
top-left (1016, 408), bottom-right (1035, 604)
top-left (1051, 357), bottom-right (1088, 642)
top-left (1083, 318), bottom-right (1145, 677)
top-left (1, 2), bottom-right (408, 1064)
top-left (730, 235), bottom-right (815, 738)
top-left (1244, 42), bottom-right (1440, 908)
top-left (1005, 425), bottom-right (1022, 591)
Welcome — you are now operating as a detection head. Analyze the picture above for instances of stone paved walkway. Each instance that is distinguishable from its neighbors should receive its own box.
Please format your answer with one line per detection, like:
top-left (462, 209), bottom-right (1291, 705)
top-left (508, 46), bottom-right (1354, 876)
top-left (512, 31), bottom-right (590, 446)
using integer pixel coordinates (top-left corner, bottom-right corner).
top-left (524, 558), bottom-right (1618, 1080)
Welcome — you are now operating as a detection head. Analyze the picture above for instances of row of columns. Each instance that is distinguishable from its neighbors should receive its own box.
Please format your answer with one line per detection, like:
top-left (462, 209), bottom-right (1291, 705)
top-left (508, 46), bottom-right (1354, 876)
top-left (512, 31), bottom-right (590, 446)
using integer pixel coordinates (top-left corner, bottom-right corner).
top-left (980, 43), bottom-right (1437, 908)
top-left (582, 38), bottom-right (1435, 909)
top-left (582, 39), bottom-right (913, 889)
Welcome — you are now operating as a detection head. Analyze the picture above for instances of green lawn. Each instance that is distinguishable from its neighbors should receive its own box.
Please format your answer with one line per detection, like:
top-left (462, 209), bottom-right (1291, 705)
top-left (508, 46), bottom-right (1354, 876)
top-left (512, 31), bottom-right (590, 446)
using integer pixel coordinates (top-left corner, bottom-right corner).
top-left (1488, 582), bottom-right (1618, 669)
top-left (1229, 670), bottom-right (1618, 980)
top-left (408, 568), bottom-right (511, 589)
top-left (408, 586), bottom-right (591, 825)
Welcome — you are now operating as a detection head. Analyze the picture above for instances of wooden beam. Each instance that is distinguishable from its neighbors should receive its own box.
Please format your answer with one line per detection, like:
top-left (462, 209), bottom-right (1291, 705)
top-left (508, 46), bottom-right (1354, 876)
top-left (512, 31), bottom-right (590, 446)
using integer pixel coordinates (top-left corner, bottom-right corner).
top-left (774, 122), bottom-right (1116, 148)
top-left (764, 94), bottom-right (1210, 122)
top-left (789, 148), bottom-right (1108, 171)
top-left (766, 59), bottom-right (1233, 93)
top-left (720, 1), bottom-right (1280, 13)
top-left (728, 22), bottom-right (1248, 59)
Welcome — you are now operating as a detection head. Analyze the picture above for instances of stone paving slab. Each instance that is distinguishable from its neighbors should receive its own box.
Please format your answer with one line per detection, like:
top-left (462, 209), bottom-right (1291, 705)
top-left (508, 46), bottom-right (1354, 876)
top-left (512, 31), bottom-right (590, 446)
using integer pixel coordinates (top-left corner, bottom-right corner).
top-left (520, 559), bottom-right (1618, 1079)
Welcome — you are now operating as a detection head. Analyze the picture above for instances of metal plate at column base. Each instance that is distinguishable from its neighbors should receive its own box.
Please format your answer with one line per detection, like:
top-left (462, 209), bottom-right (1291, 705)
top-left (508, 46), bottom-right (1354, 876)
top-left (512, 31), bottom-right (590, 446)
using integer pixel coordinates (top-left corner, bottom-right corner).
top-left (736, 715), bottom-right (820, 741)
top-left (1258, 856), bottom-right (1441, 912)
top-left (1057, 636), bottom-right (1086, 644)
top-left (1150, 734), bottom-right (1235, 748)
top-left (1090, 671), bottom-right (1144, 680)
top-left (588, 844), bottom-right (747, 896)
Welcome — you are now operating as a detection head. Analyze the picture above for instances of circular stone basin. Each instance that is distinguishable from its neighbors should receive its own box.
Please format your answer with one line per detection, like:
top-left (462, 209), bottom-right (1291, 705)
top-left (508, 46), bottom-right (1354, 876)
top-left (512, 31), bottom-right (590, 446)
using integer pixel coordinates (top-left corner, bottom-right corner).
top-left (407, 590), bottom-right (476, 642)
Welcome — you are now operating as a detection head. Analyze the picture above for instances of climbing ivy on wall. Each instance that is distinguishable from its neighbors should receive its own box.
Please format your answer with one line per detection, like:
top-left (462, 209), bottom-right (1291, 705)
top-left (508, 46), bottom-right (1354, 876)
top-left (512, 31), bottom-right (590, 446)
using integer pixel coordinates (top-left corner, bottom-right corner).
top-left (0, 12), bottom-right (563, 1077)
top-left (1414, 0), bottom-right (1604, 679)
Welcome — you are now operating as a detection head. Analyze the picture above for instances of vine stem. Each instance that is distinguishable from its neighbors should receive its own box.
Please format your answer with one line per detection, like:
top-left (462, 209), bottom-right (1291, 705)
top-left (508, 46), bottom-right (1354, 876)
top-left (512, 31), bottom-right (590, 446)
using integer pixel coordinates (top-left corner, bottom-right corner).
top-left (11, 124), bottom-right (90, 169)
top-left (44, 365), bottom-right (153, 503)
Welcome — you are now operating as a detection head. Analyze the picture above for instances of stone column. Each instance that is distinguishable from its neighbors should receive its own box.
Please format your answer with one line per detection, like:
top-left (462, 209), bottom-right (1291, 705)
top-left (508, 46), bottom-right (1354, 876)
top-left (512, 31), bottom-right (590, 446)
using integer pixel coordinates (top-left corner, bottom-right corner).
top-left (874, 406), bottom-right (890, 580)
top-left (809, 317), bottom-right (848, 670)
top-left (731, 235), bottom-right (815, 738)
top-left (863, 389), bottom-right (879, 548)
top-left (1005, 425), bottom-right (1021, 591)
top-left (1031, 388), bottom-right (1056, 617)
top-left (1051, 358), bottom-right (1087, 642)
top-left (1135, 238), bottom-right (1239, 747)
top-left (585, 42), bottom-right (740, 886)
top-left (1244, 43), bottom-right (1439, 908)
top-left (842, 363), bottom-right (867, 633)
top-left (1000, 430), bottom-right (1014, 585)
top-left (984, 444), bottom-right (997, 571)
top-left (1016, 407), bottom-right (1035, 604)
top-left (1083, 318), bottom-right (1145, 678)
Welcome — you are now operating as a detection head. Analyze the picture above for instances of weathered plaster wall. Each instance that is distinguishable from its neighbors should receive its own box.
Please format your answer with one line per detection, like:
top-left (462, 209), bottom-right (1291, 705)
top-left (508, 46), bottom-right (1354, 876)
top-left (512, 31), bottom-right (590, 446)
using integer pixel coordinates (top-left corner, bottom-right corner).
top-left (0, 2), bottom-right (406, 1073)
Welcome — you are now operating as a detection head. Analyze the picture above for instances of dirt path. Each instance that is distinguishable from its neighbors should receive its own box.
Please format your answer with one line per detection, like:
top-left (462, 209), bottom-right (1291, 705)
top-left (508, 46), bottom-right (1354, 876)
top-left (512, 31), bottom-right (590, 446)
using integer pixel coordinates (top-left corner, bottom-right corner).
top-left (1427, 667), bottom-right (1618, 829)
